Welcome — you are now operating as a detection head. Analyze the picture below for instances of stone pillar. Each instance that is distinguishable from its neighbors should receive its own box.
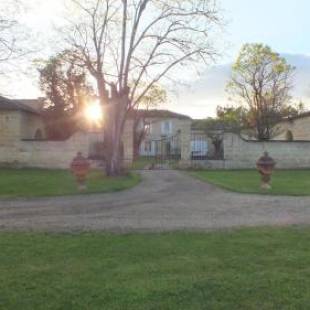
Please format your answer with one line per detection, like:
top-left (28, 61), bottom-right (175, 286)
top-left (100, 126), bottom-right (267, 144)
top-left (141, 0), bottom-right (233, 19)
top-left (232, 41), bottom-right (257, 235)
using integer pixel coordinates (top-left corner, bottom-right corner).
top-left (122, 119), bottom-right (134, 168)
top-left (180, 120), bottom-right (192, 167)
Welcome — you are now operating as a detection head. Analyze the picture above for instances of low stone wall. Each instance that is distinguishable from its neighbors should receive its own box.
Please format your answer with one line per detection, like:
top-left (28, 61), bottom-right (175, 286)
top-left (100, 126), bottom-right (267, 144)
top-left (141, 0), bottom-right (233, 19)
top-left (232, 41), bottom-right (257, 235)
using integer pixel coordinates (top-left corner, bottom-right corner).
top-left (0, 122), bottom-right (134, 169)
top-left (0, 132), bottom-right (96, 169)
top-left (222, 133), bottom-right (310, 169)
top-left (3, 127), bottom-right (308, 170)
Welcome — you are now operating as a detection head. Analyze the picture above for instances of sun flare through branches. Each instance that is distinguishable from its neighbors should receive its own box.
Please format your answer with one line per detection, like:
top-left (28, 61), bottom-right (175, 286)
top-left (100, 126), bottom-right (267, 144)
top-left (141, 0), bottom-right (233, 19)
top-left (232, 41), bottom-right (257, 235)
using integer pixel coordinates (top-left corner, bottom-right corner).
top-left (85, 101), bottom-right (103, 125)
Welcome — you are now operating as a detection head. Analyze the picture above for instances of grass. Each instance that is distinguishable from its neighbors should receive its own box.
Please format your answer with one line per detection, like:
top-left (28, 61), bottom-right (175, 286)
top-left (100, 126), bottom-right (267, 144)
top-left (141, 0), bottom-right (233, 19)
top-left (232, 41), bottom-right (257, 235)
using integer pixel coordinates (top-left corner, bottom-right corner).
top-left (190, 169), bottom-right (310, 196)
top-left (0, 227), bottom-right (309, 309)
top-left (0, 168), bottom-right (140, 198)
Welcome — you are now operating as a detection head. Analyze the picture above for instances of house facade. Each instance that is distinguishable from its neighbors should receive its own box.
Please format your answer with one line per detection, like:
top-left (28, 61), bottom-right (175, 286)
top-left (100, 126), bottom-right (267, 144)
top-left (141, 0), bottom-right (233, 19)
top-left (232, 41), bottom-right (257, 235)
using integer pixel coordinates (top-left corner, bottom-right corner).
top-left (137, 110), bottom-right (192, 158)
top-left (136, 110), bottom-right (219, 160)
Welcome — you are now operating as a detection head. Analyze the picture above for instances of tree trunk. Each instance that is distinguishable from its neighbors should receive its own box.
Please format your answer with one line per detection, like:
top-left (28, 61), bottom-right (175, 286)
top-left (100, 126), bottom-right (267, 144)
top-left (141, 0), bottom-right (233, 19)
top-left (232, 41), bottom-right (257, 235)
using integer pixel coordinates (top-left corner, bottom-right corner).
top-left (104, 94), bottom-right (128, 176)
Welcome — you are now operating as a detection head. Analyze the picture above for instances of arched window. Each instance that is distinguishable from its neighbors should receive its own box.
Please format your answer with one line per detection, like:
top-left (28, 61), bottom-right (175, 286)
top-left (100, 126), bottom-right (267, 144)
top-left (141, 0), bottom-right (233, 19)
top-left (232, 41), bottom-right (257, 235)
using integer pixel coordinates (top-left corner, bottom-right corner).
top-left (285, 130), bottom-right (294, 141)
top-left (34, 129), bottom-right (43, 140)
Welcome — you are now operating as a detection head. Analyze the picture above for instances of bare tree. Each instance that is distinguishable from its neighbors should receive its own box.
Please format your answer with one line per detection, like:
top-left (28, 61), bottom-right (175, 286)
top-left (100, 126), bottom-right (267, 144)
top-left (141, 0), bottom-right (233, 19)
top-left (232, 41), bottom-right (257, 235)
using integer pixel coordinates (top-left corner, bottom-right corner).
top-left (0, 18), bottom-right (17, 64)
top-left (63, 0), bottom-right (221, 175)
top-left (0, 1), bottom-right (25, 68)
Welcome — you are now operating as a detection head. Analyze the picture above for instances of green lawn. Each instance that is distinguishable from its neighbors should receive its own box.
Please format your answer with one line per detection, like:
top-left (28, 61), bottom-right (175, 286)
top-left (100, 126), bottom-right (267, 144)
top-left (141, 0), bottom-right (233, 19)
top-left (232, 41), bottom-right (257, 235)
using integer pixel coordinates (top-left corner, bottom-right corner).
top-left (190, 170), bottom-right (310, 196)
top-left (0, 169), bottom-right (140, 198)
top-left (0, 227), bottom-right (309, 309)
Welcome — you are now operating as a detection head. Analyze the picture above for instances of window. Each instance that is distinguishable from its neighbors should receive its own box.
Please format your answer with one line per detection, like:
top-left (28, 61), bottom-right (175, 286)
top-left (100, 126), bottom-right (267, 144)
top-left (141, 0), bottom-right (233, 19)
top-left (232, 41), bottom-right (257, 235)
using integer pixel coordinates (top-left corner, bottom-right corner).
top-left (161, 120), bottom-right (172, 135)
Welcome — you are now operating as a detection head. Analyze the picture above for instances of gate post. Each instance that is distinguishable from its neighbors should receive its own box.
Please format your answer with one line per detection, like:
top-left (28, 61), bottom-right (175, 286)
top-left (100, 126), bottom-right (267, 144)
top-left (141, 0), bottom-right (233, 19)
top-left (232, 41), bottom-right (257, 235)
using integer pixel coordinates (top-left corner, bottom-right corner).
top-left (180, 120), bottom-right (192, 168)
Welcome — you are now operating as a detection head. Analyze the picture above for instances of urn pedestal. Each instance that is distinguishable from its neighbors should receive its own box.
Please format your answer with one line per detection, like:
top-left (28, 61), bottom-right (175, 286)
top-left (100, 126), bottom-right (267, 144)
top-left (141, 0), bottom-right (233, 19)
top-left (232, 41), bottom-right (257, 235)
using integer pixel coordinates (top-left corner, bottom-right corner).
top-left (256, 152), bottom-right (276, 190)
top-left (70, 152), bottom-right (90, 191)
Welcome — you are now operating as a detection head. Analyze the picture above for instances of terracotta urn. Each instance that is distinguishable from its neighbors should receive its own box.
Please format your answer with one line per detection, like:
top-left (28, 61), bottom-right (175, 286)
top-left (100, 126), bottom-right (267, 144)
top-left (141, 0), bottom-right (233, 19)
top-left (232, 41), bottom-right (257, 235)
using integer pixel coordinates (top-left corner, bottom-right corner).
top-left (256, 152), bottom-right (276, 190)
top-left (70, 152), bottom-right (90, 191)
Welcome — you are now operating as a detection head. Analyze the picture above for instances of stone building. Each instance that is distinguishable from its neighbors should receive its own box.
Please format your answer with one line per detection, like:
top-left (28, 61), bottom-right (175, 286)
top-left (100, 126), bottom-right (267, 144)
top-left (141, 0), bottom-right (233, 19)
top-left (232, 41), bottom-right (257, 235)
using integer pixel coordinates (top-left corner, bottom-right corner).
top-left (135, 110), bottom-right (192, 157)
top-left (134, 109), bottom-right (218, 160)
top-left (0, 96), bottom-right (46, 146)
top-left (273, 112), bottom-right (310, 141)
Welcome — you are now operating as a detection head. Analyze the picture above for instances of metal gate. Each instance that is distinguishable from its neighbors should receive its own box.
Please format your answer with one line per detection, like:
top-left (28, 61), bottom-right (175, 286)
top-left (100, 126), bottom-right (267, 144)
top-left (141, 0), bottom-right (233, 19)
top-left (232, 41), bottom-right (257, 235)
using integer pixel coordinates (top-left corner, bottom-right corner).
top-left (136, 133), bottom-right (181, 170)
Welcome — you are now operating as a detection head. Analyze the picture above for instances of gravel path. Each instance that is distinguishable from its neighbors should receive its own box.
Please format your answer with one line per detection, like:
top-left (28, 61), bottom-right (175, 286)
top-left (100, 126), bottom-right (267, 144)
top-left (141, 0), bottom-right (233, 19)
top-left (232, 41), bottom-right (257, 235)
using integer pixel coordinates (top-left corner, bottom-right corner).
top-left (0, 170), bottom-right (309, 232)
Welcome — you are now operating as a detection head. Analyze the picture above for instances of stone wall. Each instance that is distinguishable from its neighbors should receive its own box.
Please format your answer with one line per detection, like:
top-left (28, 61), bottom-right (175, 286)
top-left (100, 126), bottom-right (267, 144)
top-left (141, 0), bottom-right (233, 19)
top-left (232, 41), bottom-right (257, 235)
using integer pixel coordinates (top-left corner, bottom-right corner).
top-left (0, 132), bottom-right (94, 169)
top-left (222, 133), bottom-right (310, 169)
top-left (0, 126), bottom-right (134, 169)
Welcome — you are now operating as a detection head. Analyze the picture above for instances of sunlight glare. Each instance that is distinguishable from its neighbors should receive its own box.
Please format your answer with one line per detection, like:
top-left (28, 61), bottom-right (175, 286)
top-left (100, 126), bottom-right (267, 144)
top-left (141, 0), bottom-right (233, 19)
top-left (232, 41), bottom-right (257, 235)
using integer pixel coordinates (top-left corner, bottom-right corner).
top-left (85, 101), bottom-right (103, 123)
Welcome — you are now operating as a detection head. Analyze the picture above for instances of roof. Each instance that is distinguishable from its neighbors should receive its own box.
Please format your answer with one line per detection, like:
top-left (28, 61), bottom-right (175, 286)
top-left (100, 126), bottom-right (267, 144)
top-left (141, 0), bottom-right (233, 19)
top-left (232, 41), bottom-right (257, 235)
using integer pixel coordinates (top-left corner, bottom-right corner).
top-left (130, 109), bottom-right (192, 120)
top-left (0, 96), bottom-right (41, 115)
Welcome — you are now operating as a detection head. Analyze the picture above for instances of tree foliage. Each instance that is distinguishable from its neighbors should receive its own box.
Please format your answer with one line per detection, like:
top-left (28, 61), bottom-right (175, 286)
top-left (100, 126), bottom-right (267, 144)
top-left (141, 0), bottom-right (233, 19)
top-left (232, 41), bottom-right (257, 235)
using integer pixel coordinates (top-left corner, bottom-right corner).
top-left (192, 105), bottom-right (248, 132)
top-left (227, 43), bottom-right (295, 140)
top-left (38, 51), bottom-right (94, 140)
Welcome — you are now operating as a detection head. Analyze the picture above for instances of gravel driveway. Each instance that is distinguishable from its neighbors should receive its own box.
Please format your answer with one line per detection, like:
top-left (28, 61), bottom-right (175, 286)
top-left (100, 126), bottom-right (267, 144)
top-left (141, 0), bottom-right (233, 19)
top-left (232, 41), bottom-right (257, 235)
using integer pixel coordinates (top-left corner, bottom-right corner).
top-left (0, 170), bottom-right (310, 232)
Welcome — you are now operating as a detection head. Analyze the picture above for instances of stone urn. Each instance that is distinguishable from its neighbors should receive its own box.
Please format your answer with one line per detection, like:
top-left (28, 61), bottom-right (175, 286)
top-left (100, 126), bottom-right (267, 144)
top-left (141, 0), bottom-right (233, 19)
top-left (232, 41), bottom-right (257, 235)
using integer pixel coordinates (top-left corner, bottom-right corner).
top-left (256, 152), bottom-right (276, 190)
top-left (70, 152), bottom-right (90, 191)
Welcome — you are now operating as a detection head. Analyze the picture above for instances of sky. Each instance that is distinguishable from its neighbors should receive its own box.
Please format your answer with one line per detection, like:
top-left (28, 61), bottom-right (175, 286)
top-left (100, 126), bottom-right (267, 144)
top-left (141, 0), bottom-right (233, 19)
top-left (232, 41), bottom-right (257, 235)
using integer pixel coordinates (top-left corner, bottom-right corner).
top-left (169, 0), bottom-right (310, 118)
top-left (220, 0), bottom-right (310, 59)
top-left (2, 0), bottom-right (310, 118)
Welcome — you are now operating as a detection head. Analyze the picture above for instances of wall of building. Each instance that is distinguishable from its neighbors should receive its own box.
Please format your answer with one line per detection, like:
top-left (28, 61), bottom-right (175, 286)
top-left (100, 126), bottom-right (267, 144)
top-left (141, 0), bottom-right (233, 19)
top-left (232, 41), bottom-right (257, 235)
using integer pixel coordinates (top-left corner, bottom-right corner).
top-left (140, 117), bottom-right (191, 156)
top-left (144, 117), bottom-right (191, 140)
top-left (0, 110), bottom-right (46, 147)
top-left (273, 116), bottom-right (310, 141)
top-left (0, 111), bottom-right (22, 146)
top-left (20, 113), bottom-right (46, 140)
